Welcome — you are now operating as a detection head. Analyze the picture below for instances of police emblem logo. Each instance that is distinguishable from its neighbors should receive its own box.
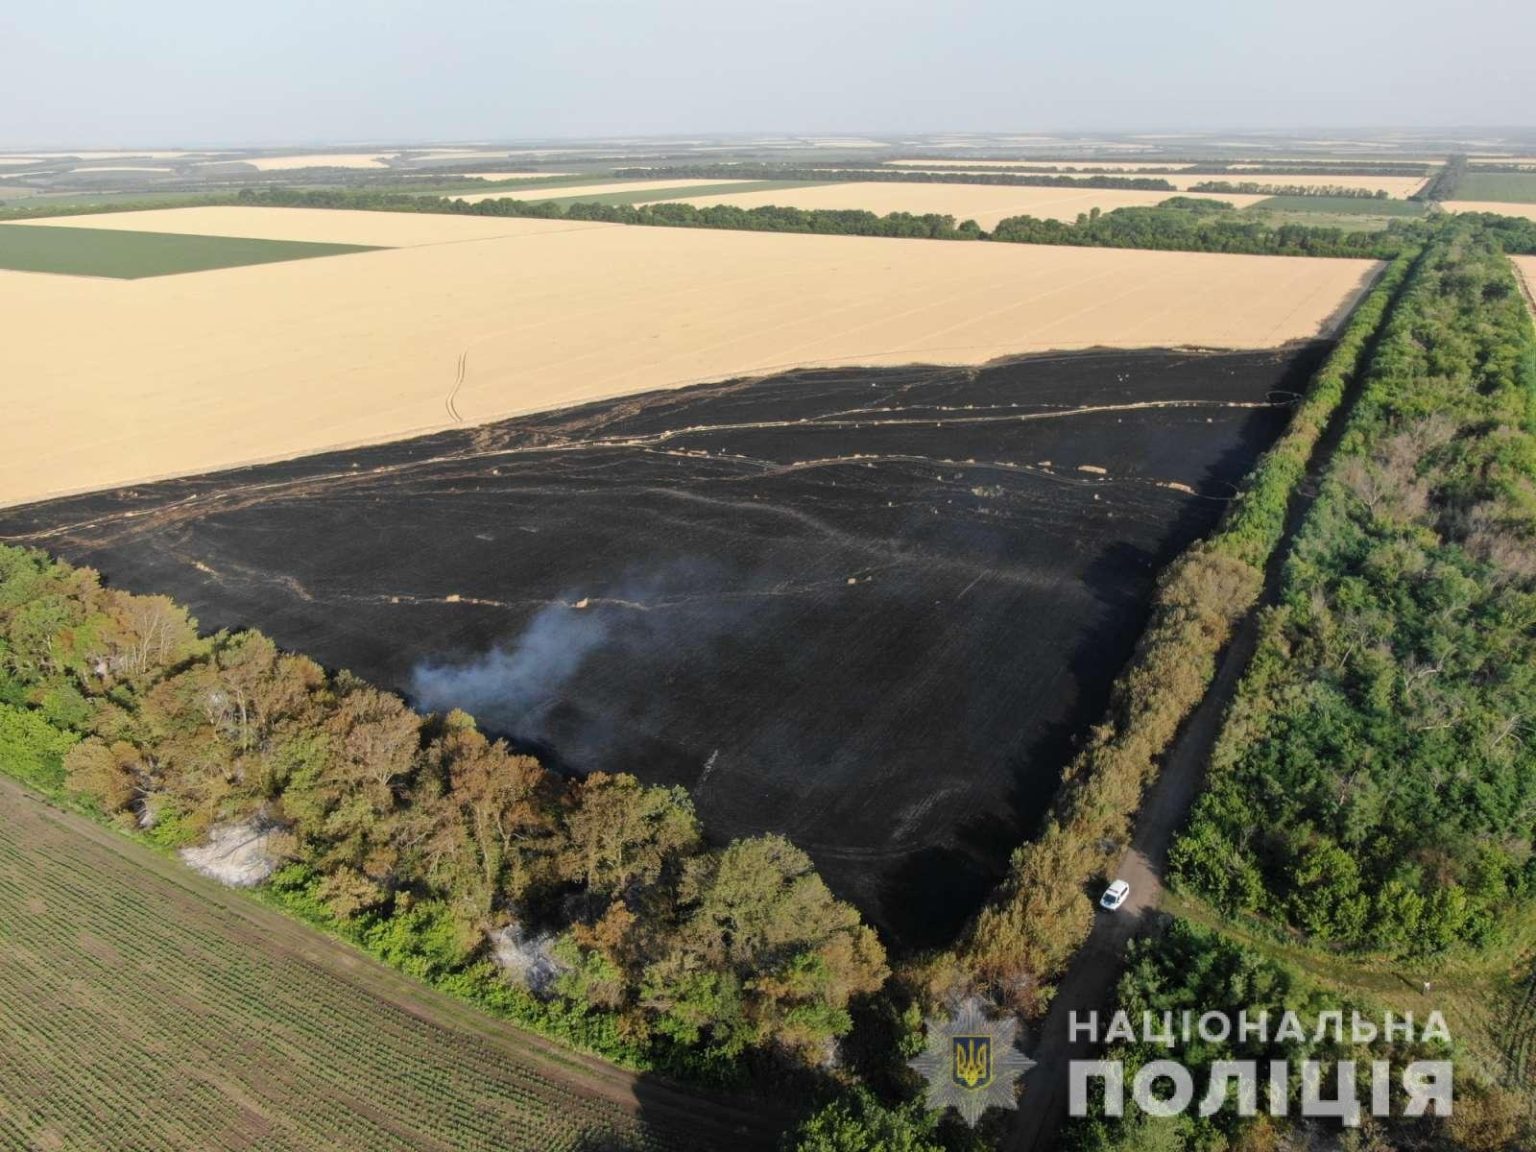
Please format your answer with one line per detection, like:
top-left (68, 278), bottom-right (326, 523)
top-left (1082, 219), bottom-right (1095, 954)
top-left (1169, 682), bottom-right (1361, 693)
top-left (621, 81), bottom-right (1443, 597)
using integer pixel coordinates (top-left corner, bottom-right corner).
top-left (910, 997), bottom-right (1036, 1127)
top-left (952, 1035), bottom-right (992, 1089)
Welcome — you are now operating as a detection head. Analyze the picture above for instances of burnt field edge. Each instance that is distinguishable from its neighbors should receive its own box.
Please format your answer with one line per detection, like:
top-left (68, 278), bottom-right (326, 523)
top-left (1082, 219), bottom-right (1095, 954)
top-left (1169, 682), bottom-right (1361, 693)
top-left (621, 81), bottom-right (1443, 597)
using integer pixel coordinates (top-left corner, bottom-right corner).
top-left (2, 341), bottom-right (1331, 515)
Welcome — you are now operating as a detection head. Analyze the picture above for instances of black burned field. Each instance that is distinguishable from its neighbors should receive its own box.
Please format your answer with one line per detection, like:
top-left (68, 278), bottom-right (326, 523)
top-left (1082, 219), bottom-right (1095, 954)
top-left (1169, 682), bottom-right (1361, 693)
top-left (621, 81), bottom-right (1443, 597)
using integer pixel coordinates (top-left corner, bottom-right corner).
top-left (1, 347), bottom-right (1323, 947)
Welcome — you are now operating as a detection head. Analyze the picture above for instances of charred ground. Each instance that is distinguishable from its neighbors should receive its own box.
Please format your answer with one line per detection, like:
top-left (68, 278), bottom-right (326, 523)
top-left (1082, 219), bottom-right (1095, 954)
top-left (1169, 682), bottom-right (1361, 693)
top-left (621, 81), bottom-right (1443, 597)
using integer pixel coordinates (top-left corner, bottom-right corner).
top-left (2, 346), bottom-right (1324, 948)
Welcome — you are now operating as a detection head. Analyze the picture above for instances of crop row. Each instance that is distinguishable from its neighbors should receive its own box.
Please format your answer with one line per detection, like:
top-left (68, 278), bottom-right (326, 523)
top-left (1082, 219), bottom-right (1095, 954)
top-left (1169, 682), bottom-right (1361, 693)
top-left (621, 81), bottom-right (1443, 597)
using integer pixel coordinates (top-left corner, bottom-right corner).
top-left (0, 805), bottom-right (685, 1151)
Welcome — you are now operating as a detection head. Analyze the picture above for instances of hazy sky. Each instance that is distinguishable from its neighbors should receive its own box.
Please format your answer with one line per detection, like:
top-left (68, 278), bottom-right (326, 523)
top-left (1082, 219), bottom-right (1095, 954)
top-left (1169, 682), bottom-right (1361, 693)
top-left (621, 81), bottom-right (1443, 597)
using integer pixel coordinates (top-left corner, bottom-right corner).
top-left (4, 0), bottom-right (1532, 147)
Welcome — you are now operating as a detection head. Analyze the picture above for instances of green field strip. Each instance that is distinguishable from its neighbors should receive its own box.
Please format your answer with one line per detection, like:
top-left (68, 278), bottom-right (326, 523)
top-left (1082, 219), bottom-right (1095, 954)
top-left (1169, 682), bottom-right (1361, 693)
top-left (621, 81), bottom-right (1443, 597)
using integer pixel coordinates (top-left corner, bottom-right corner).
top-left (1245, 194), bottom-right (1426, 217)
top-left (1454, 172), bottom-right (1536, 204)
top-left (0, 223), bottom-right (382, 279)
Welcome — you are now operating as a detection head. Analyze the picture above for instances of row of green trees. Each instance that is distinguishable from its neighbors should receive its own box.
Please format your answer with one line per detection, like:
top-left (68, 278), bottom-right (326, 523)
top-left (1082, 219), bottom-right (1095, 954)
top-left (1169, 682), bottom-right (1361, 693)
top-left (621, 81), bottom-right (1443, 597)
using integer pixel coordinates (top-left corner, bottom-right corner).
top-left (1170, 226), bottom-right (1536, 956)
top-left (1415, 156), bottom-right (1468, 201)
top-left (611, 165), bottom-right (1178, 190)
top-left (991, 198), bottom-right (1418, 258)
top-left (1188, 181), bottom-right (1391, 199)
top-left (0, 545), bottom-right (886, 1082)
top-left (14, 185), bottom-right (1536, 260)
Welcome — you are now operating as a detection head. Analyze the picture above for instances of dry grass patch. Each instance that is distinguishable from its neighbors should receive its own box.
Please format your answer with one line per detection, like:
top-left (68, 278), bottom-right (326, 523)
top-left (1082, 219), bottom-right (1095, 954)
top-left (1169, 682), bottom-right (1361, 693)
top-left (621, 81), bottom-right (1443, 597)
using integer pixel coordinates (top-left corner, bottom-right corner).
top-left (638, 182), bottom-right (1265, 227)
top-left (0, 206), bottom-right (1378, 506)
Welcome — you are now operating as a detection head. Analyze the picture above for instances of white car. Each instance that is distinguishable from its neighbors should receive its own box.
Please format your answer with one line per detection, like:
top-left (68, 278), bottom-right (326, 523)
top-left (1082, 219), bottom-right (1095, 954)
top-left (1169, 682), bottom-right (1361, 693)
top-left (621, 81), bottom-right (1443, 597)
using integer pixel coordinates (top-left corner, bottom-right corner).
top-left (1100, 879), bottom-right (1131, 911)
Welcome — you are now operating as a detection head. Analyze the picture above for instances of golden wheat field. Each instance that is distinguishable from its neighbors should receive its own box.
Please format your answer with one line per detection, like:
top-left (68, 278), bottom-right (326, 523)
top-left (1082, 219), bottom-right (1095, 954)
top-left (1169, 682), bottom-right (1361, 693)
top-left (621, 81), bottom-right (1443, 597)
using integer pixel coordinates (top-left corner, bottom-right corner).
top-left (0, 206), bottom-right (1379, 506)
top-left (244, 153), bottom-right (391, 170)
top-left (633, 182), bottom-right (1266, 226)
top-left (1448, 201), bottom-right (1536, 221)
top-left (453, 178), bottom-right (756, 204)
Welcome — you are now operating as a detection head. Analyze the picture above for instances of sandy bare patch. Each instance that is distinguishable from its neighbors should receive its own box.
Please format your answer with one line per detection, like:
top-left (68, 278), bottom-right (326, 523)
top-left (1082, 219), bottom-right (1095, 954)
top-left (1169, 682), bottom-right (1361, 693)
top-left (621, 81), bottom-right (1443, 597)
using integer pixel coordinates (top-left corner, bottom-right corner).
top-left (453, 178), bottom-right (756, 205)
top-left (179, 819), bottom-right (282, 887)
top-left (246, 153), bottom-right (391, 171)
top-left (10, 205), bottom-right (604, 248)
top-left (637, 182), bottom-right (1266, 228)
top-left (488, 923), bottom-right (565, 995)
top-left (0, 206), bottom-right (1378, 506)
top-left (1446, 201), bottom-right (1536, 221)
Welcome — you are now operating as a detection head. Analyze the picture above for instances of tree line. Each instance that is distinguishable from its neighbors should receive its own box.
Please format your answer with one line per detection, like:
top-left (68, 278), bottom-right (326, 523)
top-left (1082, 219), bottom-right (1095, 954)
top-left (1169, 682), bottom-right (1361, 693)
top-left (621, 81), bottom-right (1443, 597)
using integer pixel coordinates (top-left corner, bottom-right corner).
top-left (14, 186), bottom-right (1536, 261)
top-left (0, 545), bottom-right (886, 1083)
top-left (1188, 181), bottom-right (1392, 199)
top-left (611, 164), bottom-right (1179, 191)
top-left (1171, 222), bottom-right (1536, 957)
top-left (990, 197), bottom-right (1418, 258)
top-left (1415, 155), bottom-right (1468, 201)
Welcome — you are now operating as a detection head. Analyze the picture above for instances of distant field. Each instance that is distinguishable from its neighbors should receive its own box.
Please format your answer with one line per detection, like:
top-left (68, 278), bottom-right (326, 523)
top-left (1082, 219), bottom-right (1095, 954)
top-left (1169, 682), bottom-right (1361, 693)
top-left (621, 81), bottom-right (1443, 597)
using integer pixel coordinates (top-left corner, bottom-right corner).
top-left (1453, 172), bottom-right (1536, 203)
top-left (1446, 202), bottom-right (1536, 222)
top-left (451, 178), bottom-right (761, 205)
top-left (0, 777), bottom-right (716, 1152)
top-left (459, 170), bottom-right (576, 180)
top-left (0, 206), bottom-right (1378, 506)
top-left (460, 179), bottom-right (830, 209)
top-left (884, 159), bottom-right (1184, 171)
top-left (1169, 173), bottom-right (1426, 197)
top-left (0, 223), bottom-right (378, 278)
top-left (882, 170), bottom-right (1425, 198)
top-left (633, 182), bottom-right (1266, 227)
top-left (243, 152), bottom-right (391, 171)
top-left (1247, 195), bottom-right (1427, 217)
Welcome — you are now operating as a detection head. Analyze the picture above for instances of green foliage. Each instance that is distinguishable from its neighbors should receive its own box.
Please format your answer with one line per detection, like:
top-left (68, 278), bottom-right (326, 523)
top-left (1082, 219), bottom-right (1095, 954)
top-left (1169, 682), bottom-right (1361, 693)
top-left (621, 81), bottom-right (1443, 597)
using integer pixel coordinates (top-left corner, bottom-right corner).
top-left (785, 1087), bottom-right (947, 1152)
top-left (1190, 181), bottom-right (1390, 199)
top-left (1061, 919), bottom-right (1463, 1152)
top-left (992, 199), bottom-right (1420, 258)
top-left (1174, 222), bottom-right (1536, 957)
top-left (0, 701), bottom-right (78, 792)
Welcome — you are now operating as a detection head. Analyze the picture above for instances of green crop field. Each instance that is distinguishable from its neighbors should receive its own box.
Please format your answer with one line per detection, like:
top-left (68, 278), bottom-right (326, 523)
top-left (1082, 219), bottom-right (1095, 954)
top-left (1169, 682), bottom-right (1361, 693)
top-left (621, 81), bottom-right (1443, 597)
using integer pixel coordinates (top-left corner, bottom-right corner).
top-left (0, 777), bottom-right (711, 1152)
top-left (1454, 171), bottom-right (1536, 203)
top-left (0, 223), bottom-right (379, 278)
top-left (1246, 194), bottom-right (1426, 217)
